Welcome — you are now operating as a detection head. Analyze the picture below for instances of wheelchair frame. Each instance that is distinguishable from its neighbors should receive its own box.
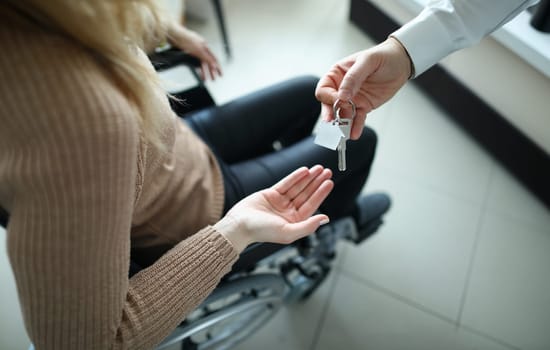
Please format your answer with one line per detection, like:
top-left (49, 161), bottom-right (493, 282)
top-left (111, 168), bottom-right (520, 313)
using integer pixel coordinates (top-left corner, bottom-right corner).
top-left (156, 216), bottom-right (364, 350)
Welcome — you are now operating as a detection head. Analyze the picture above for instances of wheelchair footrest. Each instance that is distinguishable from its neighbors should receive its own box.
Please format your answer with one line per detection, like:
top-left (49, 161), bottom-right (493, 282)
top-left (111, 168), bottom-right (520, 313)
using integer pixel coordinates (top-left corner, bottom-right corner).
top-left (318, 215), bottom-right (382, 245)
top-left (350, 217), bottom-right (383, 244)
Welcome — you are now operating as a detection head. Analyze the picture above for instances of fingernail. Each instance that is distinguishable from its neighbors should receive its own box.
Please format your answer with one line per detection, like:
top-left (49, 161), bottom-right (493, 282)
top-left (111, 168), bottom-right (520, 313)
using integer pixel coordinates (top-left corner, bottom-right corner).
top-left (320, 218), bottom-right (330, 226)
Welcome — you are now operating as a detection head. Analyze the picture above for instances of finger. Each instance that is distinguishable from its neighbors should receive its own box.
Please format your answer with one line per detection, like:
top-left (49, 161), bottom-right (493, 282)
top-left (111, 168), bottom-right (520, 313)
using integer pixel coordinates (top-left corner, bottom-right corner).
top-left (205, 48), bottom-right (222, 76)
top-left (315, 75), bottom-right (339, 106)
top-left (284, 165), bottom-right (324, 201)
top-left (204, 54), bottom-right (218, 80)
top-left (272, 167), bottom-right (309, 194)
top-left (212, 62), bottom-right (221, 79)
top-left (208, 60), bottom-right (216, 80)
top-left (282, 214), bottom-right (330, 242)
top-left (205, 46), bottom-right (218, 62)
top-left (197, 66), bottom-right (206, 81)
top-left (292, 168), bottom-right (332, 209)
top-left (320, 103), bottom-right (334, 122)
top-left (350, 112), bottom-right (367, 140)
top-left (207, 62), bottom-right (217, 80)
top-left (338, 54), bottom-right (378, 101)
top-left (297, 179), bottom-right (333, 218)
top-left (202, 62), bottom-right (213, 80)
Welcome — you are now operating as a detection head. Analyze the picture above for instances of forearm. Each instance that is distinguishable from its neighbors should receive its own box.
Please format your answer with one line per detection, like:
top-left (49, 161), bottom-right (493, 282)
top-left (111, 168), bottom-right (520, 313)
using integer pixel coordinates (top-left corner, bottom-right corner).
top-left (120, 227), bottom-right (238, 349)
top-left (10, 213), bottom-right (238, 350)
top-left (391, 0), bottom-right (539, 77)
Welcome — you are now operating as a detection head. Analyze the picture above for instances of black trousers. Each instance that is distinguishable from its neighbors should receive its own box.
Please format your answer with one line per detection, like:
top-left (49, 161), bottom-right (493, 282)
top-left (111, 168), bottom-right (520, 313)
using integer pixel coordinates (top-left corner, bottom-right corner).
top-left (184, 76), bottom-right (377, 220)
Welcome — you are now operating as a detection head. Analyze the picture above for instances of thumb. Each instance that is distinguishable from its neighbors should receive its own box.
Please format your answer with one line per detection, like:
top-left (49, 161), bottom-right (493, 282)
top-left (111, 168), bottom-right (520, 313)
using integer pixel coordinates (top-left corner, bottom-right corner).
top-left (283, 214), bottom-right (329, 240)
top-left (338, 53), bottom-right (378, 101)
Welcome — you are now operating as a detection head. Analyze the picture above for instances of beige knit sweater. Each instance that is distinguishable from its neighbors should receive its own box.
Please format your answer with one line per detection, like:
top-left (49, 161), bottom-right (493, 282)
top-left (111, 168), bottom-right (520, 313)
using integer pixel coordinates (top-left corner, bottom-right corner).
top-left (0, 7), bottom-right (238, 350)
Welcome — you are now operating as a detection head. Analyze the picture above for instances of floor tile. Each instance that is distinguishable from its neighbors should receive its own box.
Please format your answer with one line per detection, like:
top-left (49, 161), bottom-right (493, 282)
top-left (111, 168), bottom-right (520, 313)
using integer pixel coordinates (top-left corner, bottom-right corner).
top-left (461, 213), bottom-right (550, 350)
top-left (374, 84), bottom-right (495, 204)
top-left (344, 168), bottom-right (483, 320)
top-left (315, 273), bottom-right (516, 350)
top-left (485, 163), bottom-right (550, 233)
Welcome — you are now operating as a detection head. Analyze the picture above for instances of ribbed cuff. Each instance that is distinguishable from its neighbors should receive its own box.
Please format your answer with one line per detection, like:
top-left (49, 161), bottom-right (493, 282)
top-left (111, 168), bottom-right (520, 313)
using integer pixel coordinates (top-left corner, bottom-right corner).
top-left (208, 153), bottom-right (226, 224)
top-left (126, 227), bottom-right (239, 348)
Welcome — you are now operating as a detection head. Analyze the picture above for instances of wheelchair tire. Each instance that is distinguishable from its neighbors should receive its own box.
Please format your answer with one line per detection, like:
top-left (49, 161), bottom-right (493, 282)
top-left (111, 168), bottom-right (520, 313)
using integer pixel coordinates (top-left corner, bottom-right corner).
top-left (157, 273), bottom-right (286, 350)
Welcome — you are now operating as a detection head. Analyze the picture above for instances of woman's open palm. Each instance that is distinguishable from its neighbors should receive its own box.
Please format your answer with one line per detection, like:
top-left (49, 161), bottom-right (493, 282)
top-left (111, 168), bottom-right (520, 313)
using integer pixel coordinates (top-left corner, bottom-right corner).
top-left (222, 165), bottom-right (333, 249)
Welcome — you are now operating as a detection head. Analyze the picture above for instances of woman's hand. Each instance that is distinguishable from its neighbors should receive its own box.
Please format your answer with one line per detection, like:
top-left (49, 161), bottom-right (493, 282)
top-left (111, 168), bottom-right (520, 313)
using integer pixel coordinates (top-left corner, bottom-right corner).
top-left (167, 22), bottom-right (222, 81)
top-left (214, 165), bottom-right (334, 252)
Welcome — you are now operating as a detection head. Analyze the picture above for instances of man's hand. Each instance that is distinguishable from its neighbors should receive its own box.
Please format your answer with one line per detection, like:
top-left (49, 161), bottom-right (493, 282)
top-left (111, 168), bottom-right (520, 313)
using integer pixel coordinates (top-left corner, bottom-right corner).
top-left (315, 37), bottom-right (411, 140)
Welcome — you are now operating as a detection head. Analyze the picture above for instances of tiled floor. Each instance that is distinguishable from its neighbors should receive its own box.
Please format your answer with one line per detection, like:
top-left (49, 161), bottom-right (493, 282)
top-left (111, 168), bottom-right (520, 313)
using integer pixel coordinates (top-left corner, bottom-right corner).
top-left (1, 0), bottom-right (549, 349)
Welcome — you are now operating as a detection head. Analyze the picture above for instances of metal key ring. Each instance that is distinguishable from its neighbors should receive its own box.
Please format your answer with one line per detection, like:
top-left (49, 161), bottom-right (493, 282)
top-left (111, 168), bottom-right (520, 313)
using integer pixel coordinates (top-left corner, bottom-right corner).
top-left (333, 99), bottom-right (356, 124)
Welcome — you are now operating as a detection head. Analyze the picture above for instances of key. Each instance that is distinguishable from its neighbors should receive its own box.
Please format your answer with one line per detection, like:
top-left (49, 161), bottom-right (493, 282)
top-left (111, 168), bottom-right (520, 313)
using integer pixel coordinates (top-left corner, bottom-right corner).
top-left (314, 99), bottom-right (356, 171)
top-left (337, 119), bottom-right (351, 171)
top-left (338, 137), bottom-right (347, 171)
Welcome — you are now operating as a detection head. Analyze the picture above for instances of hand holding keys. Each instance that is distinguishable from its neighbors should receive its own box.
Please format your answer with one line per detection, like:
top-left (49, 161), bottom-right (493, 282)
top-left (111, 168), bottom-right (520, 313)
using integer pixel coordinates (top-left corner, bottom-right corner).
top-left (314, 99), bottom-right (356, 171)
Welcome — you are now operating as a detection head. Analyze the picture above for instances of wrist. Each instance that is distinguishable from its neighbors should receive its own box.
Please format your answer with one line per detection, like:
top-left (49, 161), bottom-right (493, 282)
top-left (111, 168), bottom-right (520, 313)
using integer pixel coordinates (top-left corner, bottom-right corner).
top-left (167, 21), bottom-right (188, 44)
top-left (213, 215), bottom-right (252, 253)
top-left (387, 36), bottom-right (415, 79)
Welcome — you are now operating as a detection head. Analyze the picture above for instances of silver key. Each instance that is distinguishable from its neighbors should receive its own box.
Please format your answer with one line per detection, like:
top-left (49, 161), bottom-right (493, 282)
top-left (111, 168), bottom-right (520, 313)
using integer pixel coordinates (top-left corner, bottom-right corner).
top-left (313, 99), bottom-right (356, 171)
top-left (337, 119), bottom-right (351, 171)
top-left (334, 98), bottom-right (354, 171)
top-left (337, 138), bottom-right (347, 171)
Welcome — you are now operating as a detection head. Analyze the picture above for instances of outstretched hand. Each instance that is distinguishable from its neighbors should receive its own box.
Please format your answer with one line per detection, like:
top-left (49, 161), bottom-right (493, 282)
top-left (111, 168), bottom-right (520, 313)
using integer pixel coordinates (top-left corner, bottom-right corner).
top-left (315, 37), bottom-right (412, 140)
top-left (215, 165), bottom-right (334, 252)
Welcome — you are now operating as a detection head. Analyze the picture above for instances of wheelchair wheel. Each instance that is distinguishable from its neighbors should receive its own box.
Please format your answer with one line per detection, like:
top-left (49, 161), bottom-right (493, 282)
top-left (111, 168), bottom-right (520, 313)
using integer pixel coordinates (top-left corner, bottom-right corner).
top-left (157, 273), bottom-right (286, 350)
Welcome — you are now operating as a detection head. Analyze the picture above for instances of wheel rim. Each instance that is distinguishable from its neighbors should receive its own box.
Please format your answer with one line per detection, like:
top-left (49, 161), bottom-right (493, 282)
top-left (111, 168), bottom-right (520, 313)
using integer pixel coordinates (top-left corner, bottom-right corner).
top-left (157, 273), bottom-right (286, 350)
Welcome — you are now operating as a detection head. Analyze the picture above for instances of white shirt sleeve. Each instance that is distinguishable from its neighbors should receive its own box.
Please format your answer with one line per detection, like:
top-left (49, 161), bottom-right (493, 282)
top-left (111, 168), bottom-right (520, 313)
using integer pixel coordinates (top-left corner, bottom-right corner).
top-left (391, 0), bottom-right (539, 77)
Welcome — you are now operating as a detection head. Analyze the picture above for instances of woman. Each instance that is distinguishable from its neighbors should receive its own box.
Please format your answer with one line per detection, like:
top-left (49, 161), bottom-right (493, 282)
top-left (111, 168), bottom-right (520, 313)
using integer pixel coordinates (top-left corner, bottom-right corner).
top-left (0, 1), bottom-right (387, 349)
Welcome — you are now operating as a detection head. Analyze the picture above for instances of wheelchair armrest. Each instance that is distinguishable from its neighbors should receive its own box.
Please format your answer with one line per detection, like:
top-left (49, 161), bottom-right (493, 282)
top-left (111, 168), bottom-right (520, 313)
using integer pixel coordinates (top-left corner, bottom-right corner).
top-left (0, 206), bottom-right (8, 228)
top-left (149, 47), bottom-right (201, 72)
top-left (229, 242), bottom-right (286, 275)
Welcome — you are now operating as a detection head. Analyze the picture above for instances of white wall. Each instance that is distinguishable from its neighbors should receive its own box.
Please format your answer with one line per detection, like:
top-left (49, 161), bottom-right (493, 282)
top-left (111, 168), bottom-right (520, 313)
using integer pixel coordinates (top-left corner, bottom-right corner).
top-left (368, 0), bottom-right (550, 154)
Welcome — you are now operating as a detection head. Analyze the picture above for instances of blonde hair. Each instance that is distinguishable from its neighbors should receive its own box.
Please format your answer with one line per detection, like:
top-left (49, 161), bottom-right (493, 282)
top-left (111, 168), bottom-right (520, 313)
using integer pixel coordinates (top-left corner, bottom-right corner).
top-left (8, 0), bottom-right (168, 149)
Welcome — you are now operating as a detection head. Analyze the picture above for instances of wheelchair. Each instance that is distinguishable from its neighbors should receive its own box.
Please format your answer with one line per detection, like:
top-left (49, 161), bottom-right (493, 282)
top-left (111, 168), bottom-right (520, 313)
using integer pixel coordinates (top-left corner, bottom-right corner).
top-left (0, 47), bottom-right (387, 350)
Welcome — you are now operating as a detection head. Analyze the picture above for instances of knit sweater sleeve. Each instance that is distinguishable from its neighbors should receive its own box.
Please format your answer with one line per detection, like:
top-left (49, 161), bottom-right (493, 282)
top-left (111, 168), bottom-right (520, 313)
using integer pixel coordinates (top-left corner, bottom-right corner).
top-left (1, 26), bottom-right (238, 350)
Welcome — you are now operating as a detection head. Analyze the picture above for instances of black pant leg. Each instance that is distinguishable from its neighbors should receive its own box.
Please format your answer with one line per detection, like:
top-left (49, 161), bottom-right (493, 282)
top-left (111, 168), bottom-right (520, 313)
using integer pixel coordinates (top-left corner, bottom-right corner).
top-left (224, 127), bottom-right (377, 219)
top-left (184, 76), bottom-right (320, 163)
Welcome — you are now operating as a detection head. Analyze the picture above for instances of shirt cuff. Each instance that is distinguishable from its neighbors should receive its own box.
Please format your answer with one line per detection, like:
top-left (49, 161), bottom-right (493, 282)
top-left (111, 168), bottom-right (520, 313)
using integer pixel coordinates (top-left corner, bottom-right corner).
top-left (390, 9), bottom-right (456, 78)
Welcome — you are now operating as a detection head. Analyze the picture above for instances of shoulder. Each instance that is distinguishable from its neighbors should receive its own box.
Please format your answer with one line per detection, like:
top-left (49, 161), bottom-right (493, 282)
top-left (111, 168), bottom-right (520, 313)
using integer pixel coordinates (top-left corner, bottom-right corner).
top-left (0, 20), bottom-right (140, 149)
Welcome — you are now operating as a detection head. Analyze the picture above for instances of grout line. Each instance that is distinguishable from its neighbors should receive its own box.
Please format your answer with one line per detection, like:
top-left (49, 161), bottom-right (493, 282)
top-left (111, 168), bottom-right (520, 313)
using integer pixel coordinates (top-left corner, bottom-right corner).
top-left (484, 204), bottom-right (550, 236)
top-left (340, 269), bottom-right (456, 324)
top-left (308, 258), bottom-right (345, 350)
top-left (455, 164), bottom-right (496, 327)
top-left (461, 325), bottom-right (522, 350)
top-left (340, 268), bottom-right (521, 350)
top-left (333, 241), bottom-right (350, 270)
